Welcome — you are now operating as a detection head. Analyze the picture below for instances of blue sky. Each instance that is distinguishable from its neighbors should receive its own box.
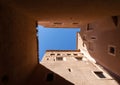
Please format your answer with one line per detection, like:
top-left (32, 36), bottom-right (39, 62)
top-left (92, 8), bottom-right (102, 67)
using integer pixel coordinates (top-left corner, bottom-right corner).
top-left (37, 25), bottom-right (80, 61)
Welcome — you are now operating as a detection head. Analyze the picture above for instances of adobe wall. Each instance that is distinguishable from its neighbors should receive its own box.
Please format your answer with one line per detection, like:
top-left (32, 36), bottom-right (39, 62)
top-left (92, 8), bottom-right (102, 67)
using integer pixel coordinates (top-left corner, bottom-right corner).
top-left (0, 3), bottom-right (38, 85)
top-left (79, 16), bottom-right (120, 76)
top-left (26, 64), bottom-right (74, 85)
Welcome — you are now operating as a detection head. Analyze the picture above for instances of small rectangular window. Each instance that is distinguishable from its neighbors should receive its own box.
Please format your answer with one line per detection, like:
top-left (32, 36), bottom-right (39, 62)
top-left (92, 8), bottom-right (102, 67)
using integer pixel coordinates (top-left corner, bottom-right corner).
top-left (46, 73), bottom-right (54, 82)
top-left (56, 57), bottom-right (63, 61)
top-left (50, 54), bottom-right (55, 56)
top-left (54, 22), bottom-right (62, 25)
top-left (57, 54), bottom-right (60, 56)
top-left (46, 58), bottom-right (49, 60)
top-left (108, 45), bottom-right (116, 56)
top-left (93, 71), bottom-right (106, 78)
top-left (72, 22), bottom-right (79, 24)
top-left (110, 47), bottom-right (115, 54)
top-left (87, 24), bottom-right (94, 31)
top-left (67, 54), bottom-right (71, 56)
top-left (112, 16), bottom-right (118, 27)
top-left (91, 36), bottom-right (96, 40)
top-left (68, 68), bottom-right (72, 72)
top-left (83, 35), bottom-right (87, 41)
top-left (75, 57), bottom-right (82, 61)
top-left (73, 54), bottom-right (78, 56)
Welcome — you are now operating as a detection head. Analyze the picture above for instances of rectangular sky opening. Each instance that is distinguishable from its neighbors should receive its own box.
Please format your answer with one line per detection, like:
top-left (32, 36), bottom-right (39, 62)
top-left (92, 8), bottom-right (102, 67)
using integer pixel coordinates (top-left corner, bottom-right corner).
top-left (37, 25), bottom-right (80, 61)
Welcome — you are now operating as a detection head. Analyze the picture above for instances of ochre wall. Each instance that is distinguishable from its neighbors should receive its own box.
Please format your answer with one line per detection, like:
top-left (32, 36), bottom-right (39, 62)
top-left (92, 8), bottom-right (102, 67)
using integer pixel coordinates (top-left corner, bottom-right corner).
top-left (0, 3), bottom-right (38, 85)
top-left (79, 16), bottom-right (120, 76)
top-left (0, 1), bottom-right (120, 85)
top-left (26, 64), bottom-right (74, 85)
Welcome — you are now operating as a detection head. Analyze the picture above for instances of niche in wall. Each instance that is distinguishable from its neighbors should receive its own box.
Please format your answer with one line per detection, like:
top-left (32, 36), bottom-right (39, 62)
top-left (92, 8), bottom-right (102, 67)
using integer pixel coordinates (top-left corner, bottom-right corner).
top-left (86, 24), bottom-right (94, 31)
top-left (108, 45), bottom-right (116, 56)
top-left (57, 53), bottom-right (61, 56)
top-left (56, 57), bottom-right (63, 61)
top-left (82, 35), bottom-right (87, 41)
top-left (112, 16), bottom-right (118, 27)
top-left (46, 73), bottom-right (54, 82)
top-left (50, 53), bottom-right (55, 56)
top-left (91, 36), bottom-right (97, 40)
top-left (75, 57), bottom-right (82, 61)
top-left (68, 68), bottom-right (72, 72)
top-left (93, 71), bottom-right (106, 79)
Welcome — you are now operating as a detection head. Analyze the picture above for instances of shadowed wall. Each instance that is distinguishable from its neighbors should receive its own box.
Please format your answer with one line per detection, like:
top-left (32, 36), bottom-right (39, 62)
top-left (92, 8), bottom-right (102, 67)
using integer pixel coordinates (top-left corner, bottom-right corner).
top-left (0, 0), bottom-right (120, 85)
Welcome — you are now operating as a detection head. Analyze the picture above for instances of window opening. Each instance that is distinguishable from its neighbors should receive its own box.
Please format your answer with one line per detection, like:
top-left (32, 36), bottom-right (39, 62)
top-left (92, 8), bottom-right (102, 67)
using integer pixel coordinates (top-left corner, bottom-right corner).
top-left (73, 54), bottom-right (78, 56)
top-left (91, 36), bottom-right (96, 40)
top-left (75, 57), bottom-right (82, 60)
top-left (108, 45), bottom-right (116, 56)
top-left (72, 23), bottom-right (79, 24)
top-left (83, 35), bottom-right (87, 41)
top-left (56, 57), bottom-right (63, 61)
top-left (57, 53), bottom-right (61, 56)
top-left (93, 71), bottom-right (106, 78)
top-left (112, 16), bottom-right (118, 27)
top-left (67, 54), bottom-right (71, 56)
top-left (46, 73), bottom-right (54, 82)
top-left (87, 24), bottom-right (93, 31)
top-left (50, 54), bottom-right (55, 56)
top-left (1, 75), bottom-right (9, 84)
top-left (68, 68), bottom-right (72, 72)
top-left (47, 58), bottom-right (49, 60)
top-left (54, 22), bottom-right (62, 25)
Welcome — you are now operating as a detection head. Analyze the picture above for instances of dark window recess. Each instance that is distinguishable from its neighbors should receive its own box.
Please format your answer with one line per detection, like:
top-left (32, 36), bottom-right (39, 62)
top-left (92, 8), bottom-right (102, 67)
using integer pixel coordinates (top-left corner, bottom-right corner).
top-left (68, 68), bottom-right (72, 72)
top-left (73, 54), bottom-right (78, 56)
top-left (75, 57), bottom-right (82, 60)
top-left (83, 35), bottom-right (87, 41)
top-left (94, 71), bottom-right (106, 78)
top-left (72, 23), bottom-right (79, 24)
top-left (112, 16), bottom-right (118, 26)
top-left (91, 36), bottom-right (96, 40)
top-left (50, 54), bottom-right (55, 56)
top-left (46, 73), bottom-right (54, 82)
top-left (87, 24), bottom-right (93, 31)
top-left (56, 57), bottom-right (63, 61)
top-left (47, 58), bottom-right (49, 60)
top-left (57, 54), bottom-right (60, 56)
top-left (67, 54), bottom-right (71, 56)
top-left (35, 21), bottom-right (38, 28)
top-left (1, 75), bottom-right (9, 84)
top-left (81, 53), bottom-right (84, 55)
top-left (54, 22), bottom-right (62, 25)
top-left (109, 47), bottom-right (115, 54)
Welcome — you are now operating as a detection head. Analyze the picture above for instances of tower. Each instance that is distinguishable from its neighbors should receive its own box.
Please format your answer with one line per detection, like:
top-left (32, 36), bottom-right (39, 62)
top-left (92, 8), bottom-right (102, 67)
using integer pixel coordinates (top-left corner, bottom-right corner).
top-left (40, 50), bottom-right (118, 85)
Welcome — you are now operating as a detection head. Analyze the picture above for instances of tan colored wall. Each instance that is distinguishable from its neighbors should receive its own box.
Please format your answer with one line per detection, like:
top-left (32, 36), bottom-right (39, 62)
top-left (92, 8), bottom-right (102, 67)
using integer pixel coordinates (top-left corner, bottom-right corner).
top-left (2, 0), bottom-right (120, 28)
top-left (26, 64), bottom-right (74, 85)
top-left (79, 16), bottom-right (120, 76)
top-left (1, 1), bottom-right (120, 85)
top-left (0, 3), bottom-right (38, 85)
top-left (42, 50), bottom-right (81, 62)
top-left (41, 51), bottom-right (118, 85)
top-left (77, 32), bottom-right (96, 63)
